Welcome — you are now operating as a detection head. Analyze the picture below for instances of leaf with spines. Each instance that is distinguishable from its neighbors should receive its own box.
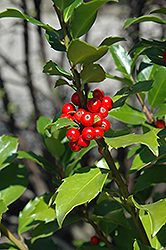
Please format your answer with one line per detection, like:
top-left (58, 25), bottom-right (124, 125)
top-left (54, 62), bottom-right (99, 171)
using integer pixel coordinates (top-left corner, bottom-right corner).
top-left (55, 167), bottom-right (108, 226)
top-left (43, 61), bottom-right (73, 80)
top-left (67, 39), bottom-right (108, 65)
top-left (70, 0), bottom-right (118, 38)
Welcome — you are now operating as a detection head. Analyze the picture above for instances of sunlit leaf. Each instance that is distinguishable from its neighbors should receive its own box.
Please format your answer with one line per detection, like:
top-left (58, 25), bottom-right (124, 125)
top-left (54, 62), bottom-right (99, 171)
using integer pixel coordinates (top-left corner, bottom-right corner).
top-left (55, 167), bottom-right (108, 226)
top-left (124, 16), bottom-right (166, 29)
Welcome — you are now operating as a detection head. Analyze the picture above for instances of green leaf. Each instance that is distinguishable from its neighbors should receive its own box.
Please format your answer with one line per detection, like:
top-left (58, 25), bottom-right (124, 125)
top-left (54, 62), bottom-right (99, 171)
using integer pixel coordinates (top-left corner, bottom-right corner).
top-left (36, 116), bottom-right (52, 141)
top-left (154, 103), bottom-right (166, 118)
top-left (109, 44), bottom-right (132, 79)
top-left (63, 0), bottom-right (83, 22)
top-left (26, 238), bottom-right (58, 250)
top-left (70, 0), bottom-right (118, 38)
top-left (0, 8), bottom-right (57, 33)
top-left (45, 136), bottom-right (65, 158)
top-left (80, 63), bottom-right (106, 84)
top-left (65, 140), bottom-right (97, 176)
top-left (109, 103), bottom-right (146, 125)
top-left (45, 118), bottom-right (79, 131)
top-left (18, 194), bottom-right (56, 235)
top-left (134, 165), bottom-right (166, 194)
top-left (16, 151), bottom-right (56, 174)
top-left (124, 15), bottom-right (166, 29)
top-left (151, 6), bottom-right (166, 15)
top-left (0, 135), bottom-right (18, 170)
top-left (105, 130), bottom-right (159, 156)
top-left (55, 167), bottom-right (108, 226)
top-left (132, 196), bottom-right (166, 237)
top-left (45, 30), bottom-right (66, 52)
top-left (148, 66), bottom-right (166, 108)
top-left (0, 163), bottom-right (28, 206)
top-left (67, 39), bottom-right (108, 65)
top-left (52, 0), bottom-right (75, 10)
top-left (43, 60), bottom-right (73, 80)
top-left (0, 199), bottom-right (8, 217)
top-left (129, 146), bottom-right (156, 174)
top-left (106, 72), bottom-right (134, 86)
top-left (137, 59), bottom-right (154, 82)
top-left (133, 239), bottom-right (155, 250)
top-left (0, 242), bottom-right (19, 250)
top-left (54, 79), bottom-right (71, 88)
top-left (99, 36), bottom-right (126, 47)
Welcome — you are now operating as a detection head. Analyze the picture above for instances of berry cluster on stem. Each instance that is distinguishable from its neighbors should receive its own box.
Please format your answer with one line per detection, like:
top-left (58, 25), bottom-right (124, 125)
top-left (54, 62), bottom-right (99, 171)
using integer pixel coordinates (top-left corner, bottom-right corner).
top-left (60, 89), bottom-right (113, 152)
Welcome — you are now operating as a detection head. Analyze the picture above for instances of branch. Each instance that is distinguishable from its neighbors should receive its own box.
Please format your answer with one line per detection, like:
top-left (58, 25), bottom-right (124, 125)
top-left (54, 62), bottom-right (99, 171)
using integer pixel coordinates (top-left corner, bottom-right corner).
top-left (0, 222), bottom-right (29, 250)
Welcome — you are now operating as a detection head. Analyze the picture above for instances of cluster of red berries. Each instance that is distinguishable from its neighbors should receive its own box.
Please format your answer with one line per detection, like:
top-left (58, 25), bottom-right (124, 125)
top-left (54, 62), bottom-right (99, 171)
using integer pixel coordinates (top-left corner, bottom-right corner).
top-left (60, 89), bottom-right (113, 152)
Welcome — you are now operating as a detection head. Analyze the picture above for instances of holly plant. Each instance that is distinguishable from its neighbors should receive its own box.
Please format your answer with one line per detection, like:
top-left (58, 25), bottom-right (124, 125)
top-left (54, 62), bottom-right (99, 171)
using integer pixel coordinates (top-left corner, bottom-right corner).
top-left (1, 1), bottom-right (166, 250)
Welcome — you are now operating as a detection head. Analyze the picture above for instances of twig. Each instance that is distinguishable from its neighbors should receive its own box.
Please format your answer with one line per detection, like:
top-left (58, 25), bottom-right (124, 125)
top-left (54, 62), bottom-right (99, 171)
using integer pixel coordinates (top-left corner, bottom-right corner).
top-left (136, 93), bottom-right (154, 123)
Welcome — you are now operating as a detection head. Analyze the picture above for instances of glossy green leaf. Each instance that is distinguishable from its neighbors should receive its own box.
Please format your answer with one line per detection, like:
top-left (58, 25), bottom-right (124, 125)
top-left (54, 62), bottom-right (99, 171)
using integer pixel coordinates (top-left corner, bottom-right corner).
top-left (0, 199), bottom-right (8, 217)
top-left (133, 239), bottom-right (155, 250)
top-left (45, 118), bottom-right (79, 131)
top-left (0, 163), bottom-right (28, 206)
top-left (54, 79), bottom-right (71, 88)
top-left (109, 103), bottom-right (146, 125)
top-left (154, 103), bottom-right (166, 118)
top-left (132, 196), bottom-right (166, 238)
top-left (0, 242), bottom-right (19, 250)
top-left (65, 140), bottom-right (97, 176)
top-left (52, 0), bottom-right (75, 10)
top-left (43, 60), bottom-right (73, 80)
top-left (137, 60), bottom-right (154, 82)
top-left (26, 238), bottom-right (58, 250)
top-left (31, 214), bottom-right (81, 243)
top-left (55, 167), bottom-right (108, 226)
top-left (17, 151), bottom-right (56, 174)
top-left (105, 130), bottom-right (159, 156)
top-left (106, 72), bottom-right (134, 86)
top-left (0, 8), bottom-right (56, 33)
top-left (124, 15), bottom-right (166, 29)
top-left (45, 30), bottom-right (66, 52)
top-left (148, 66), bottom-right (166, 108)
top-left (70, 0), bottom-right (118, 38)
top-left (45, 136), bottom-right (65, 158)
top-left (109, 44), bottom-right (132, 79)
top-left (151, 6), bottom-right (166, 15)
top-left (80, 63), bottom-right (106, 84)
top-left (134, 165), bottom-right (166, 194)
top-left (0, 135), bottom-right (18, 170)
top-left (67, 39), bottom-right (108, 65)
top-left (129, 146), bottom-right (156, 174)
top-left (37, 116), bottom-right (52, 139)
top-left (63, 0), bottom-right (83, 22)
top-left (99, 36), bottom-right (126, 47)
top-left (18, 194), bottom-right (55, 235)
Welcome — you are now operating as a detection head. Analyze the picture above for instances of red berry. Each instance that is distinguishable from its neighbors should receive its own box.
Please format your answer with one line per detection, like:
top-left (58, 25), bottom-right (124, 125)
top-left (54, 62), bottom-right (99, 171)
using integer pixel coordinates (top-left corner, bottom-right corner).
top-left (87, 98), bottom-right (101, 112)
top-left (163, 51), bottom-right (166, 62)
top-left (102, 96), bottom-right (113, 110)
top-left (90, 235), bottom-right (100, 245)
top-left (62, 103), bottom-right (76, 114)
top-left (156, 119), bottom-right (165, 129)
top-left (71, 92), bottom-right (81, 106)
top-left (74, 109), bottom-right (86, 123)
top-left (67, 128), bottom-right (80, 142)
top-left (77, 135), bottom-right (90, 148)
top-left (94, 127), bottom-right (104, 140)
top-left (81, 112), bottom-right (94, 127)
top-left (60, 113), bottom-right (74, 120)
top-left (93, 113), bottom-right (103, 127)
top-left (98, 147), bottom-right (103, 155)
top-left (99, 105), bottom-right (108, 118)
top-left (82, 127), bottom-right (95, 140)
top-left (101, 119), bottom-right (111, 132)
top-left (93, 89), bottom-right (105, 101)
top-left (69, 142), bottom-right (81, 152)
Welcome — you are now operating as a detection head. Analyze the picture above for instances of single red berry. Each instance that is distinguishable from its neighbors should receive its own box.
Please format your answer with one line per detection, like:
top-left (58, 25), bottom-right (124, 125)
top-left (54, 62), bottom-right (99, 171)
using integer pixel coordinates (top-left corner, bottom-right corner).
top-left (66, 128), bottom-right (80, 142)
top-left (99, 105), bottom-right (108, 118)
top-left (82, 127), bottom-right (95, 140)
top-left (62, 103), bottom-right (76, 114)
top-left (94, 127), bottom-right (104, 140)
top-left (71, 92), bottom-right (81, 106)
top-left (90, 235), bottom-right (100, 245)
top-left (102, 96), bottom-right (113, 110)
top-left (101, 119), bottom-right (111, 132)
top-left (156, 119), bottom-right (165, 129)
top-left (81, 112), bottom-right (94, 126)
top-left (93, 113), bottom-right (103, 127)
top-left (163, 51), bottom-right (166, 62)
top-left (77, 135), bottom-right (90, 148)
top-left (69, 141), bottom-right (81, 152)
top-left (87, 98), bottom-right (101, 112)
top-left (93, 89), bottom-right (105, 101)
top-left (60, 113), bottom-right (74, 120)
top-left (98, 147), bottom-right (103, 155)
top-left (74, 109), bottom-right (86, 123)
